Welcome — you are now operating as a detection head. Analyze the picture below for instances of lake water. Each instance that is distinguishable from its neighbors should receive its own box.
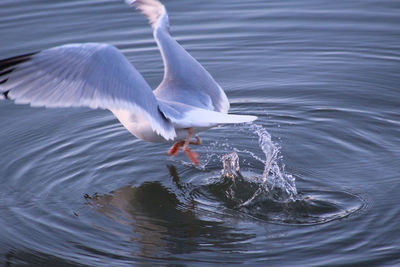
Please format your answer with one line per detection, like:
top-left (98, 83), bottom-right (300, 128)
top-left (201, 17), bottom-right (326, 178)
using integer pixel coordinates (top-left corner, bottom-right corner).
top-left (1, 0), bottom-right (399, 266)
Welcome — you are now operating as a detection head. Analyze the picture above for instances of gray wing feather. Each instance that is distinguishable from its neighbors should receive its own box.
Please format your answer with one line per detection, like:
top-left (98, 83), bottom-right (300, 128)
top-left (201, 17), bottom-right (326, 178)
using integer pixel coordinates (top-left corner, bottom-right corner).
top-left (127, 0), bottom-right (230, 113)
top-left (0, 43), bottom-right (176, 140)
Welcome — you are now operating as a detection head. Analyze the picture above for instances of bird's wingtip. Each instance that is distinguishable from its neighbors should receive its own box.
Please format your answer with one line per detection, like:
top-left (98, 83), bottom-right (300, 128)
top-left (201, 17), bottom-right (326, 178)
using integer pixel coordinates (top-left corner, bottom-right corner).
top-left (124, 0), bottom-right (136, 5)
top-left (248, 115), bottom-right (258, 122)
top-left (124, 0), bottom-right (168, 30)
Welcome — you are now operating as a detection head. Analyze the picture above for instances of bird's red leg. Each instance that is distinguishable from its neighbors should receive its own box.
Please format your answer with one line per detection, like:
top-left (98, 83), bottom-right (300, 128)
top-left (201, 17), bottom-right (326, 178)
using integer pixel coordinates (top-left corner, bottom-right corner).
top-left (183, 128), bottom-right (199, 165)
top-left (167, 129), bottom-right (201, 165)
top-left (189, 136), bottom-right (202, 146)
top-left (168, 140), bottom-right (185, 156)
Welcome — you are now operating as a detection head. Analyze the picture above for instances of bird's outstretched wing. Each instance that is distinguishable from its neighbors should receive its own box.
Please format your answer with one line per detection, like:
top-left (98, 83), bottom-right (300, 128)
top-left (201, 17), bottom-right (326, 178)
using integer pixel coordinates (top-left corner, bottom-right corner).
top-left (126, 0), bottom-right (230, 113)
top-left (0, 43), bottom-right (176, 140)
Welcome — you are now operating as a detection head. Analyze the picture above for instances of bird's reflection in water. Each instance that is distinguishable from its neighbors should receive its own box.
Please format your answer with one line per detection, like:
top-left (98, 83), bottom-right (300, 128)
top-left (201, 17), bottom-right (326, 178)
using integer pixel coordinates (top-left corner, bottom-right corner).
top-left (85, 165), bottom-right (252, 258)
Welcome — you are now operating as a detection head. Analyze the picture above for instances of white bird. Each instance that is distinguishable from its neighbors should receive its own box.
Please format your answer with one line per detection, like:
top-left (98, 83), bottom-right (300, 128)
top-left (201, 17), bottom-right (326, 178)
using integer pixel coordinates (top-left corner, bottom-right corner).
top-left (0, 0), bottom-right (257, 165)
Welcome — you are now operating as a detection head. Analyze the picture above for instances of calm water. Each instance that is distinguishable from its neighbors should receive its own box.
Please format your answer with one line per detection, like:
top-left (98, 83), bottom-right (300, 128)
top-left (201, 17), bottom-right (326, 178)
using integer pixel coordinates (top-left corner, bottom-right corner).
top-left (1, 0), bottom-right (399, 266)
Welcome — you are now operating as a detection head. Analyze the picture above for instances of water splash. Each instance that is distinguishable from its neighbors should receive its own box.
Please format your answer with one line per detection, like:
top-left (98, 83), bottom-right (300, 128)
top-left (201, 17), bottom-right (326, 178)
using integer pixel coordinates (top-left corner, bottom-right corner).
top-left (221, 124), bottom-right (297, 205)
top-left (221, 152), bottom-right (240, 179)
top-left (251, 124), bottom-right (297, 200)
top-left (214, 124), bottom-right (365, 224)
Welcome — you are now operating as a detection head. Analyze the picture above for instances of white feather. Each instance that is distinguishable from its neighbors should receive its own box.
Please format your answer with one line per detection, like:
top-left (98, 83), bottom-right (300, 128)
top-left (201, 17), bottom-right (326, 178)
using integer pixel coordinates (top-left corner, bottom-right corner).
top-left (127, 0), bottom-right (230, 114)
top-left (172, 108), bottom-right (257, 129)
top-left (0, 43), bottom-right (176, 140)
top-left (0, 1), bottom-right (257, 145)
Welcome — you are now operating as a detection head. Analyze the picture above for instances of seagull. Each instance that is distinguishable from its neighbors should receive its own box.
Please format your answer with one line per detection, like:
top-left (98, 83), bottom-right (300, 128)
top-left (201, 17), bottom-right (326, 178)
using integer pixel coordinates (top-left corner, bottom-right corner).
top-left (0, 0), bottom-right (257, 165)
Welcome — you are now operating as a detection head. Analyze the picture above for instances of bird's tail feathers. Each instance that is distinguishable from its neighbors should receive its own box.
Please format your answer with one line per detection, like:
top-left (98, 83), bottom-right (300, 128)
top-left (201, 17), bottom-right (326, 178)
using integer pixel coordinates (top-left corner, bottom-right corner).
top-left (168, 107), bottom-right (257, 129)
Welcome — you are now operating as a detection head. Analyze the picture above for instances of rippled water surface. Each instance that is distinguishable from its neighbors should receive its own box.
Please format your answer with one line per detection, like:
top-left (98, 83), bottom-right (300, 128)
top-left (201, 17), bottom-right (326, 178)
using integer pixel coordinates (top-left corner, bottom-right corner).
top-left (1, 0), bottom-right (399, 266)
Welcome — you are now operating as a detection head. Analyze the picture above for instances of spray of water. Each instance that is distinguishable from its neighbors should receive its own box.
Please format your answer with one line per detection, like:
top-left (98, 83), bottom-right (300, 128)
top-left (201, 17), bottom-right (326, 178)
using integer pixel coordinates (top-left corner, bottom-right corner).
top-left (216, 124), bottom-right (365, 224)
top-left (251, 124), bottom-right (297, 200)
top-left (221, 124), bottom-right (297, 205)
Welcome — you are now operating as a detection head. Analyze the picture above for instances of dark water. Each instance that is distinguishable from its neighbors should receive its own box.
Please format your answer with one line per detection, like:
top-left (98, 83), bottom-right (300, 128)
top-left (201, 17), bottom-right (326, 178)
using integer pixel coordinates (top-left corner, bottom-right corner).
top-left (1, 0), bottom-right (399, 266)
